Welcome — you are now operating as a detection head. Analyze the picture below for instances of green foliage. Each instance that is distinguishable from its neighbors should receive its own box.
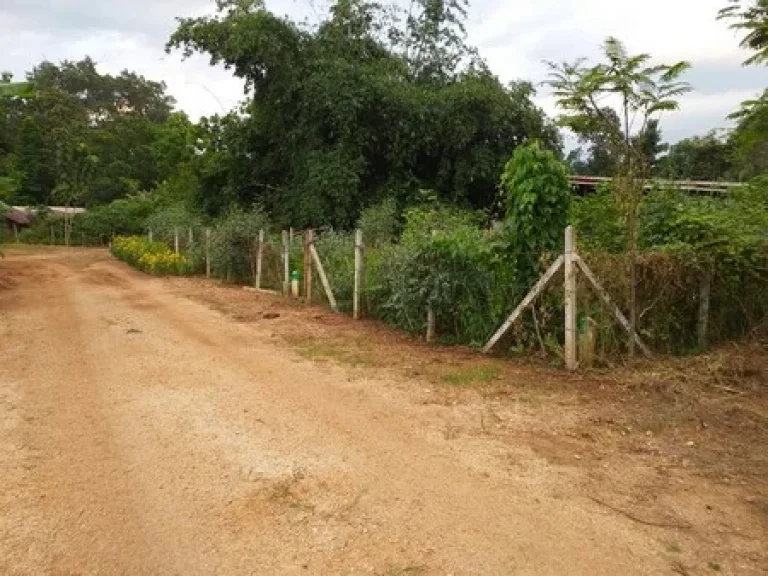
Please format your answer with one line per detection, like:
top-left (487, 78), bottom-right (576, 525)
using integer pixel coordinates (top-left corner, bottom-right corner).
top-left (314, 230), bottom-right (356, 311)
top-left (499, 142), bottom-right (571, 285)
top-left (357, 198), bottom-right (398, 247)
top-left (570, 185), bottom-right (627, 252)
top-left (166, 0), bottom-right (559, 227)
top-left (719, 0), bottom-right (768, 66)
top-left (378, 207), bottom-right (497, 344)
top-left (571, 183), bottom-right (768, 353)
top-left (12, 117), bottom-right (54, 205)
top-left (210, 206), bottom-right (270, 282)
top-left (0, 176), bottom-right (19, 201)
top-left (146, 203), bottom-right (202, 244)
top-left (0, 58), bottom-right (177, 209)
top-left (729, 89), bottom-right (768, 179)
top-left (74, 195), bottom-right (156, 243)
top-left (659, 131), bottom-right (734, 181)
top-left (0, 83), bottom-right (34, 98)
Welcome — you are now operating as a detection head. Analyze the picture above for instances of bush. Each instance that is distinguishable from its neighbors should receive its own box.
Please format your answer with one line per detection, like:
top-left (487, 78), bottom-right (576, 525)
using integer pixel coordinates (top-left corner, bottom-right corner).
top-left (210, 206), bottom-right (270, 282)
top-left (500, 141), bottom-right (570, 281)
top-left (145, 202), bottom-right (203, 248)
top-left (372, 206), bottom-right (503, 345)
top-left (571, 181), bottom-right (768, 354)
top-left (357, 198), bottom-right (398, 247)
top-left (111, 236), bottom-right (192, 275)
top-left (73, 195), bottom-right (156, 245)
top-left (313, 230), bottom-right (355, 310)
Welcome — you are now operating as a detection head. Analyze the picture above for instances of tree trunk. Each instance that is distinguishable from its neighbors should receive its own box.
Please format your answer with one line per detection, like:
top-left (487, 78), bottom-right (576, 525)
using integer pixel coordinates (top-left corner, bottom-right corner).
top-left (627, 193), bottom-right (639, 359)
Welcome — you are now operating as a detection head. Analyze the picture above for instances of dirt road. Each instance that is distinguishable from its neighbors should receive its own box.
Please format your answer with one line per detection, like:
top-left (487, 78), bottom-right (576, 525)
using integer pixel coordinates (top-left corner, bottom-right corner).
top-left (0, 248), bottom-right (765, 574)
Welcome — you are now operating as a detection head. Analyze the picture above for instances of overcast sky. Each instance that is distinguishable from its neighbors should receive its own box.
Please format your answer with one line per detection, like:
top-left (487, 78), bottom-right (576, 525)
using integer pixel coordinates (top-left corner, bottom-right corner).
top-left (2, 0), bottom-right (766, 143)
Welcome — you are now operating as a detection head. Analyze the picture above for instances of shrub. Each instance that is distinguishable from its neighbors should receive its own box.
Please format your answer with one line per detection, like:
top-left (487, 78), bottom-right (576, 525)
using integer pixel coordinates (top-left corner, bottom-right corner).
top-left (210, 206), bottom-right (269, 282)
top-left (145, 202), bottom-right (203, 247)
top-left (499, 141), bottom-right (571, 287)
top-left (373, 206), bottom-right (502, 345)
top-left (111, 236), bottom-right (192, 276)
top-left (357, 198), bottom-right (398, 247)
top-left (571, 181), bottom-right (768, 354)
top-left (76, 195), bottom-right (156, 243)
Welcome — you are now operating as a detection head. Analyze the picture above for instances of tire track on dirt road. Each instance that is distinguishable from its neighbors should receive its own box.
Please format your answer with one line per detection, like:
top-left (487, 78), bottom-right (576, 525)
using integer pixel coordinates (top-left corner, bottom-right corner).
top-left (0, 258), bottom-right (162, 574)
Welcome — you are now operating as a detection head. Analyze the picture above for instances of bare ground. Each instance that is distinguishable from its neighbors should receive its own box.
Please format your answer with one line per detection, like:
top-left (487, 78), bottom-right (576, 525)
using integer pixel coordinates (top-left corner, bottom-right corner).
top-left (0, 247), bottom-right (766, 575)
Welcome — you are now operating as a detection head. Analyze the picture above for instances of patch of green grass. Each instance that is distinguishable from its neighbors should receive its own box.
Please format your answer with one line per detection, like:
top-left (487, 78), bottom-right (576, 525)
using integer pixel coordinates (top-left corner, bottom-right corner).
top-left (708, 561), bottom-right (721, 572)
top-left (666, 540), bottom-right (682, 554)
top-left (439, 364), bottom-right (501, 386)
top-left (294, 338), bottom-right (378, 368)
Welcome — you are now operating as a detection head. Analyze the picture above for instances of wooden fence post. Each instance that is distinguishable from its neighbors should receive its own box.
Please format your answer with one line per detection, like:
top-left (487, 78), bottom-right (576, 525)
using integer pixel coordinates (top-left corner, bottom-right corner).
top-left (564, 226), bottom-right (577, 371)
top-left (282, 230), bottom-right (290, 295)
top-left (426, 306), bottom-right (435, 343)
top-left (174, 228), bottom-right (179, 254)
top-left (353, 229), bottom-right (363, 320)
top-left (205, 228), bottom-right (211, 278)
top-left (50, 224), bottom-right (54, 244)
top-left (148, 228), bottom-right (153, 242)
top-left (255, 229), bottom-right (264, 289)
top-left (188, 227), bottom-right (193, 246)
top-left (697, 268), bottom-right (712, 350)
top-left (303, 229), bottom-right (313, 303)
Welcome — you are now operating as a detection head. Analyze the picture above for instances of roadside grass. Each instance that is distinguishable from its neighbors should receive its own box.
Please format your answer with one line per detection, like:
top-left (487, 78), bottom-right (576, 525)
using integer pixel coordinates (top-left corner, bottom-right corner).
top-left (293, 337), bottom-right (380, 368)
top-left (439, 364), bottom-right (501, 386)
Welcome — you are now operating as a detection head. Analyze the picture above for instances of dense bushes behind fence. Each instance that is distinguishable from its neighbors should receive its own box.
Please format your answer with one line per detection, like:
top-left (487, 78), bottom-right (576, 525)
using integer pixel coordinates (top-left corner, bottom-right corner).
top-left (9, 180), bottom-right (767, 359)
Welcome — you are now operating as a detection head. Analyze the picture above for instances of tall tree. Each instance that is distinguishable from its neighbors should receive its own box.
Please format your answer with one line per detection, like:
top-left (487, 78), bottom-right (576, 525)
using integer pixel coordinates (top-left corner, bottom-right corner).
top-left (405, 0), bottom-right (475, 82)
top-left (546, 37), bottom-right (690, 357)
top-left (29, 58), bottom-right (174, 123)
top-left (12, 117), bottom-right (54, 205)
top-left (167, 0), bottom-right (558, 226)
top-left (659, 131), bottom-right (733, 181)
top-left (729, 89), bottom-right (768, 178)
top-left (632, 119), bottom-right (667, 175)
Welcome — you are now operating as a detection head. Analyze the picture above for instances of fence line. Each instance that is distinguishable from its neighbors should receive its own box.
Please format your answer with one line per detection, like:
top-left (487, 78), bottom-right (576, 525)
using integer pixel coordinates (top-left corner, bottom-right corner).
top-left (103, 222), bottom-right (762, 367)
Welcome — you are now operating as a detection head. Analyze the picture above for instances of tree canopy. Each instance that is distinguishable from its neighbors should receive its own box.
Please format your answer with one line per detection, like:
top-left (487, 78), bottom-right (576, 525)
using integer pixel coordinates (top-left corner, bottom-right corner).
top-left (165, 0), bottom-right (558, 227)
top-left (719, 0), bottom-right (768, 65)
top-left (0, 59), bottom-right (183, 207)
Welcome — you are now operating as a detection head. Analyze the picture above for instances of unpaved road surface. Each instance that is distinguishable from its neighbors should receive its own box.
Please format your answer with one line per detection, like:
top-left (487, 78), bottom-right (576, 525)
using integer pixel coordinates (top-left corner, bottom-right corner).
top-left (1, 248), bottom-right (765, 574)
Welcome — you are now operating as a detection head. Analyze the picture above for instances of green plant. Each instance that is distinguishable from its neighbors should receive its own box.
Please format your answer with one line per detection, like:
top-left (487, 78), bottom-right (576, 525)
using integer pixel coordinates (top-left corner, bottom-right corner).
top-left (499, 141), bottom-right (571, 287)
top-left (210, 206), bottom-right (269, 282)
top-left (719, 0), bottom-right (768, 65)
top-left (440, 364), bottom-right (500, 386)
top-left (357, 198), bottom-right (398, 247)
top-left (375, 205), bottom-right (501, 345)
top-left (546, 37), bottom-right (691, 357)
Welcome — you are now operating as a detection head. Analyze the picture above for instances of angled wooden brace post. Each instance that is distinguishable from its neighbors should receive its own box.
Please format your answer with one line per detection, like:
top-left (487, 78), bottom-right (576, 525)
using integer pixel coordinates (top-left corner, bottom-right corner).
top-left (483, 255), bottom-right (565, 354)
top-left (309, 242), bottom-right (339, 313)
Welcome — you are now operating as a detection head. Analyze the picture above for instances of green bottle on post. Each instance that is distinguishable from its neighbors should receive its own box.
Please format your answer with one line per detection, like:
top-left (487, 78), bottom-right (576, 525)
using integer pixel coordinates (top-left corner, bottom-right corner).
top-left (291, 270), bottom-right (300, 299)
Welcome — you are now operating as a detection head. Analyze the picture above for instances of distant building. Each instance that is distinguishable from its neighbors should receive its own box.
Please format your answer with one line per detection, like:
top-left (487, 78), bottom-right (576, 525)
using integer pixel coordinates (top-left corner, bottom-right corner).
top-left (2, 206), bottom-right (87, 239)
